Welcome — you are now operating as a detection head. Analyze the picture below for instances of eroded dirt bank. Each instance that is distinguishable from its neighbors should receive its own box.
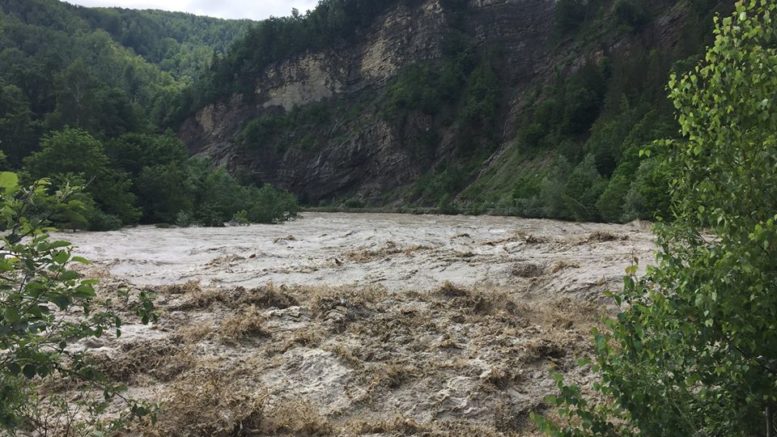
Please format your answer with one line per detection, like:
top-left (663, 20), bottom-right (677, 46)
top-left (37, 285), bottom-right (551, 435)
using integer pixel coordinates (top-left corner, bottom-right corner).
top-left (54, 213), bottom-right (656, 436)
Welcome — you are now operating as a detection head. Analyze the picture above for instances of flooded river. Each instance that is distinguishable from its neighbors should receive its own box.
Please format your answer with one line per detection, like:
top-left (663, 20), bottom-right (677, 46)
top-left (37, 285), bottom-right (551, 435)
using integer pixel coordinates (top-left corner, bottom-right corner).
top-left (59, 212), bottom-right (654, 297)
top-left (54, 212), bottom-right (657, 435)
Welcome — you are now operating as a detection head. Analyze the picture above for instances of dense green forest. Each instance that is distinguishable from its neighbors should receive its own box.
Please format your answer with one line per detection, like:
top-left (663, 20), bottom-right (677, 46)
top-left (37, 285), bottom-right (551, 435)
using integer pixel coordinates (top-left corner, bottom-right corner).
top-left (0, 0), bottom-right (734, 227)
top-left (0, 0), bottom-right (297, 228)
top-left (451, 0), bottom-right (726, 223)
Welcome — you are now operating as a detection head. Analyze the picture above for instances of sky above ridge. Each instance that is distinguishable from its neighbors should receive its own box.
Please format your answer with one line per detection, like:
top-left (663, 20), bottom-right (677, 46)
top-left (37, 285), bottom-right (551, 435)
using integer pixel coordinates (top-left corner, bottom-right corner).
top-left (64, 0), bottom-right (320, 20)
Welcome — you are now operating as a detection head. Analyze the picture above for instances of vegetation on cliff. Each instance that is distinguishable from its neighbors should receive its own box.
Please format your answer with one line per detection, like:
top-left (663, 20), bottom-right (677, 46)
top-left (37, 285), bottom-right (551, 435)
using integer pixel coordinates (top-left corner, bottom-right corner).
top-left (0, 0), bottom-right (736, 228)
top-left (181, 0), bottom-right (422, 113)
top-left (177, 0), bottom-right (730, 223)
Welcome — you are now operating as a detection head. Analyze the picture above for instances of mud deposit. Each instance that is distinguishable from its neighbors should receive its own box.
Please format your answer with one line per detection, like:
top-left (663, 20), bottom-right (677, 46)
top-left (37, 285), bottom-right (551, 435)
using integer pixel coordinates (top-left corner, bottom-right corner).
top-left (55, 213), bottom-right (655, 436)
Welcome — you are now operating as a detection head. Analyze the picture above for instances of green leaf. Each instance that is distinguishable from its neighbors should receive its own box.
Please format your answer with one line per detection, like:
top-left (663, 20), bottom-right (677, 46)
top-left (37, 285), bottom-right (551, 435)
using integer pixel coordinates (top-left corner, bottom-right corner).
top-left (73, 284), bottom-right (95, 299)
top-left (48, 241), bottom-right (72, 249)
top-left (4, 307), bottom-right (20, 324)
top-left (0, 172), bottom-right (19, 193)
top-left (60, 270), bottom-right (80, 281)
top-left (53, 251), bottom-right (70, 265)
top-left (71, 256), bottom-right (91, 265)
top-left (51, 295), bottom-right (71, 310)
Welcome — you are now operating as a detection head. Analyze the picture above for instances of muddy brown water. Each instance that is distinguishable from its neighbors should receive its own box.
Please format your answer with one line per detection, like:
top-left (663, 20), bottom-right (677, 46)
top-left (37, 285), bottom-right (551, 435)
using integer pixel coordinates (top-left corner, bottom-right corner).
top-left (51, 213), bottom-right (657, 435)
top-left (58, 212), bottom-right (655, 297)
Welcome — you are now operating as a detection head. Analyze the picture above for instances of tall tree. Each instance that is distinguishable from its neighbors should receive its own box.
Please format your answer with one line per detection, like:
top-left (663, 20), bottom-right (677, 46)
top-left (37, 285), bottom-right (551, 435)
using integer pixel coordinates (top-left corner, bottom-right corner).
top-left (24, 128), bottom-right (140, 226)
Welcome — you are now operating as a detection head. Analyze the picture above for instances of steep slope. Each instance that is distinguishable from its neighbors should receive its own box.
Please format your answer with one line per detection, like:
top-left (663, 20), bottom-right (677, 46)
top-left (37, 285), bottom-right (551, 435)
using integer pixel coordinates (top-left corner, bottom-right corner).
top-left (74, 7), bottom-right (253, 80)
top-left (1, 0), bottom-right (300, 230)
top-left (180, 0), bottom-right (730, 221)
top-left (0, 0), bottom-right (251, 164)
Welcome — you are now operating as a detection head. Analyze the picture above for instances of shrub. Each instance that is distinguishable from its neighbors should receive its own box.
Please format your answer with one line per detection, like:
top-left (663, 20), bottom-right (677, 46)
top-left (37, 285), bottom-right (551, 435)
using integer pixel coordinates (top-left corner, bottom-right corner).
top-left (0, 174), bottom-right (155, 432)
top-left (536, 2), bottom-right (777, 434)
top-left (344, 198), bottom-right (364, 209)
top-left (231, 209), bottom-right (250, 225)
top-left (23, 128), bottom-right (140, 227)
top-left (562, 154), bottom-right (606, 221)
top-left (595, 171), bottom-right (630, 222)
top-left (539, 156), bottom-right (572, 219)
top-left (182, 159), bottom-right (298, 226)
top-left (247, 185), bottom-right (299, 224)
top-left (622, 157), bottom-right (671, 221)
top-left (88, 209), bottom-right (125, 231)
top-left (175, 210), bottom-right (194, 227)
top-left (437, 193), bottom-right (459, 215)
top-left (136, 162), bottom-right (194, 224)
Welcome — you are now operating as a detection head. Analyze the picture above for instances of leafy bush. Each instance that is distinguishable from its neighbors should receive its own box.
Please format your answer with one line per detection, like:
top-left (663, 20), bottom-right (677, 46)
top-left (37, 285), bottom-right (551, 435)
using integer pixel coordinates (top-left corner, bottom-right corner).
top-left (562, 154), bottom-right (607, 221)
top-left (437, 193), bottom-right (459, 215)
top-left (536, 2), bottom-right (777, 434)
top-left (136, 162), bottom-right (194, 224)
top-left (0, 173), bottom-right (156, 432)
top-left (595, 170), bottom-right (630, 222)
top-left (512, 175), bottom-right (542, 201)
top-left (539, 157), bottom-right (572, 219)
top-left (621, 157), bottom-right (671, 221)
top-left (175, 210), bottom-right (194, 227)
top-left (343, 199), bottom-right (364, 209)
top-left (411, 164), bottom-right (471, 205)
top-left (247, 184), bottom-right (299, 224)
top-left (231, 209), bottom-right (250, 225)
top-left (189, 159), bottom-right (298, 225)
top-left (87, 209), bottom-right (125, 231)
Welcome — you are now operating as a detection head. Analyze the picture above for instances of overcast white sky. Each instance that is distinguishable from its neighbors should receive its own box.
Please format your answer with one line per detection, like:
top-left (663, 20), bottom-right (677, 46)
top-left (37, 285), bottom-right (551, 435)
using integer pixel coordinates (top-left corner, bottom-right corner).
top-left (64, 0), bottom-right (320, 20)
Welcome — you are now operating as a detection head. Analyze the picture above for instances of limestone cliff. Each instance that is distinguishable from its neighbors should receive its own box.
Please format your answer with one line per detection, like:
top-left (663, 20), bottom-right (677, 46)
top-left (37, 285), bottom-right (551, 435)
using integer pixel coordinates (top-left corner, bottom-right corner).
top-left (179, 0), bottom-right (725, 208)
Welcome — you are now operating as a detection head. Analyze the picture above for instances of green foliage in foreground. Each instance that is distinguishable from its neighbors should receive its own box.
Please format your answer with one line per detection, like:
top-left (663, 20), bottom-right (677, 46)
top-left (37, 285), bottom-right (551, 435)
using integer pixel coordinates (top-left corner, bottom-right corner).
top-left (535, 1), bottom-right (777, 434)
top-left (0, 174), bottom-right (156, 432)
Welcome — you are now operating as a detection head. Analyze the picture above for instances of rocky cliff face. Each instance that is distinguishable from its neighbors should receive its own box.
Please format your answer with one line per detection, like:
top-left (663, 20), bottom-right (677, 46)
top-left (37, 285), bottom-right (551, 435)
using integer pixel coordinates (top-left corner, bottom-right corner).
top-left (179, 0), bottom-right (700, 205)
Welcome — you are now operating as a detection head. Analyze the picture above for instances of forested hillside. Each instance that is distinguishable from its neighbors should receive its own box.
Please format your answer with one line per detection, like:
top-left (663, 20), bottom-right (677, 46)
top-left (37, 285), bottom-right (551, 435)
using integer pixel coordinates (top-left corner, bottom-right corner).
top-left (179, 0), bottom-right (733, 223)
top-left (0, 0), bottom-right (297, 229)
top-left (1, 0), bottom-right (736, 226)
top-left (75, 7), bottom-right (253, 80)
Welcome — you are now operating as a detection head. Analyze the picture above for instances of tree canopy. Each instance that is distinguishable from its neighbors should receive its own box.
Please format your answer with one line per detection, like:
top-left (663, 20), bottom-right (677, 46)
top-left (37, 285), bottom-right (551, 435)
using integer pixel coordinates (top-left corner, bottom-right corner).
top-left (0, 0), bottom-right (298, 230)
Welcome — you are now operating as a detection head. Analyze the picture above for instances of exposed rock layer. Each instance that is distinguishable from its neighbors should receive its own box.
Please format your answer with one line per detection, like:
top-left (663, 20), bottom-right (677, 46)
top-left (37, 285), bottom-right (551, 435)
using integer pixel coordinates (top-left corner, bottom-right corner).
top-left (179, 0), bottom-right (691, 204)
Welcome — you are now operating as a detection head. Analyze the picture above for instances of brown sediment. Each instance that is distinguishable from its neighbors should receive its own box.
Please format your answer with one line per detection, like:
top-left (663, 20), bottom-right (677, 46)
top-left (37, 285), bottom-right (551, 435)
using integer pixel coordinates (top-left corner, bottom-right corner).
top-left (51, 212), bottom-right (655, 435)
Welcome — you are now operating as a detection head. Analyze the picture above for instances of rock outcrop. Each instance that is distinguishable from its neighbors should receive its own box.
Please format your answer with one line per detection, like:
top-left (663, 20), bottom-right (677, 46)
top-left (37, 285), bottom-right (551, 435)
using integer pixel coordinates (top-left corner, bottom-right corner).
top-left (179, 0), bottom-right (702, 205)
